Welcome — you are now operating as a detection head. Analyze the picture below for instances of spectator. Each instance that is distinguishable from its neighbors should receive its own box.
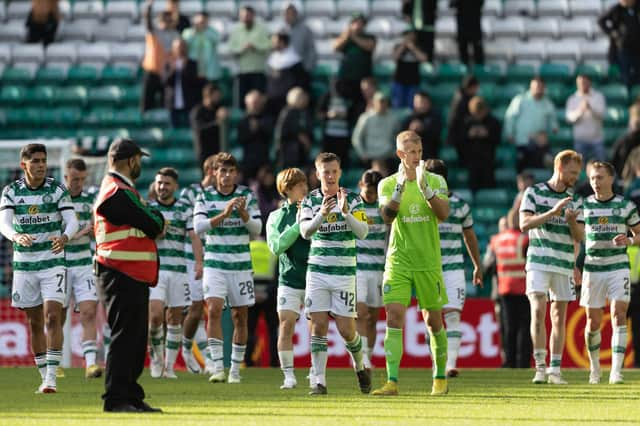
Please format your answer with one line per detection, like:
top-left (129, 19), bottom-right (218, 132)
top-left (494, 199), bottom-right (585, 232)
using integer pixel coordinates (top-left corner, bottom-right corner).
top-left (352, 91), bottom-right (400, 175)
top-left (504, 77), bottom-right (558, 172)
top-left (250, 165), bottom-right (280, 232)
top-left (166, 0), bottom-right (190, 33)
top-left (351, 77), bottom-right (378, 121)
top-left (612, 104), bottom-right (640, 176)
top-left (511, 171), bottom-right (534, 212)
top-left (25, 0), bottom-right (59, 46)
top-left (624, 146), bottom-right (640, 206)
top-left (238, 90), bottom-right (274, 181)
top-left (334, 13), bottom-right (377, 106)
top-left (141, 0), bottom-right (179, 112)
top-left (165, 38), bottom-right (203, 127)
top-left (566, 74), bottom-right (606, 162)
top-left (274, 87), bottom-right (313, 169)
top-left (401, 90), bottom-right (442, 159)
top-left (391, 26), bottom-right (428, 109)
top-left (265, 32), bottom-right (310, 118)
top-left (318, 79), bottom-right (353, 167)
top-left (484, 209), bottom-right (531, 368)
top-left (447, 75), bottom-right (480, 164)
top-left (228, 6), bottom-right (271, 108)
top-left (460, 96), bottom-right (501, 192)
top-left (450, 0), bottom-right (484, 66)
top-left (281, 1), bottom-right (317, 73)
top-left (401, 0), bottom-right (437, 62)
top-left (182, 12), bottom-right (222, 83)
top-left (189, 84), bottom-right (229, 166)
top-left (599, 0), bottom-right (640, 90)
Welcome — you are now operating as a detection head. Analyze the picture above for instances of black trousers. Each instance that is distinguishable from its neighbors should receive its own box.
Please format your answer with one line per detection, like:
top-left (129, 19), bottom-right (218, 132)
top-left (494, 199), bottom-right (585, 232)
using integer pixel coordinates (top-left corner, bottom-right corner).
top-left (237, 73), bottom-right (266, 109)
top-left (457, 34), bottom-right (484, 66)
top-left (141, 71), bottom-right (164, 112)
top-left (415, 30), bottom-right (435, 62)
top-left (499, 294), bottom-right (532, 368)
top-left (245, 283), bottom-right (278, 367)
top-left (97, 263), bottom-right (150, 410)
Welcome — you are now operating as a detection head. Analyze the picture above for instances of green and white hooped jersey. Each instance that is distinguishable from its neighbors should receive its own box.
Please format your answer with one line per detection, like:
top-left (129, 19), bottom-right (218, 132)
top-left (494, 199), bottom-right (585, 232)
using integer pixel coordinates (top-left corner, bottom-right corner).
top-left (65, 191), bottom-right (96, 269)
top-left (299, 188), bottom-right (366, 277)
top-left (520, 182), bottom-right (584, 276)
top-left (356, 200), bottom-right (386, 271)
top-left (149, 199), bottom-right (193, 274)
top-left (194, 185), bottom-right (260, 272)
top-left (179, 183), bottom-right (204, 262)
top-left (0, 177), bottom-right (73, 271)
top-left (439, 193), bottom-right (473, 272)
top-left (584, 194), bottom-right (640, 273)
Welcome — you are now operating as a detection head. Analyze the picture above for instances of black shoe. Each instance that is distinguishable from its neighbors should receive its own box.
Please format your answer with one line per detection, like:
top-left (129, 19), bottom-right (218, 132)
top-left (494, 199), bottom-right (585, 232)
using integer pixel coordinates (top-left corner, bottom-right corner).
top-left (137, 402), bottom-right (163, 413)
top-left (357, 368), bottom-right (372, 394)
top-left (104, 404), bottom-right (141, 413)
top-left (309, 384), bottom-right (328, 395)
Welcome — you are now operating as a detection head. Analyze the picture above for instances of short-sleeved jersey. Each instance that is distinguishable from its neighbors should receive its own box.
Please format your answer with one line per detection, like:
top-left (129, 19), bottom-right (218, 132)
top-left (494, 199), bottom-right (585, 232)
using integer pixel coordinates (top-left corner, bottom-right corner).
top-left (0, 177), bottom-right (73, 271)
top-left (584, 194), bottom-right (640, 273)
top-left (299, 188), bottom-right (367, 277)
top-left (179, 183), bottom-right (204, 262)
top-left (150, 198), bottom-right (193, 274)
top-left (194, 185), bottom-right (260, 272)
top-left (65, 191), bottom-right (95, 269)
top-left (378, 172), bottom-right (448, 272)
top-left (356, 199), bottom-right (387, 271)
top-left (519, 182), bottom-right (584, 276)
top-left (439, 192), bottom-right (474, 272)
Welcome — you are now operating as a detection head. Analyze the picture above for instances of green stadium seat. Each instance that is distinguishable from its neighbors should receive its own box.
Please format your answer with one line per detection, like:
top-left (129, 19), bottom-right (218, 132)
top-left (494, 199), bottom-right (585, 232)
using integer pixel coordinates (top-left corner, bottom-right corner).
top-left (474, 188), bottom-right (513, 208)
top-left (429, 83), bottom-right (459, 105)
top-left (342, 168), bottom-right (365, 190)
top-left (495, 145), bottom-right (516, 167)
top-left (605, 106), bottom-right (628, 126)
top-left (438, 63), bottom-right (468, 82)
top-left (0, 85), bottom-right (27, 106)
top-left (101, 65), bottom-right (138, 85)
top-left (479, 82), bottom-right (499, 106)
top-left (448, 167), bottom-right (469, 189)
top-left (4, 108), bottom-right (39, 127)
top-left (506, 64), bottom-right (536, 83)
top-left (55, 86), bottom-right (88, 105)
top-left (575, 63), bottom-right (607, 83)
top-left (228, 107), bottom-right (244, 127)
top-left (495, 167), bottom-right (518, 188)
top-left (419, 63), bottom-right (438, 82)
top-left (25, 85), bottom-right (55, 106)
top-left (88, 86), bottom-right (123, 107)
top-left (600, 84), bottom-right (628, 105)
top-left (439, 145), bottom-right (458, 166)
top-left (493, 83), bottom-right (526, 105)
top-left (474, 206), bottom-right (509, 224)
top-left (373, 60), bottom-right (396, 81)
top-left (130, 128), bottom-right (164, 147)
top-left (545, 82), bottom-right (571, 106)
top-left (38, 107), bottom-right (82, 127)
top-left (66, 65), bottom-right (99, 85)
top-left (312, 62), bottom-right (337, 81)
top-left (121, 84), bottom-right (142, 106)
top-left (142, 109), bottom-right (170, 126)
top-left (604, 126), bottom-right (625, 146)
top-left (164, 127), bottom-right (192, 146)
top-left (549, 127), bottom-right (573, 149)
top-left (113, 108), bottom-right (144, 127)
top-left (35, 67), bottom-right (67, 84)
top-left (529, 168), bottom-right (551, 182)
top-left (607, 65), bottom-right (621, 82)
top-left (81, 108), bottom-right (116, 127)
top-left (311, 80), bottom-right (328, 100)
top-left (539, 63), bottom-right (572, 83)
top-left (453, 188), bottom-right (473, 204)
top-left (151, 147), bottom-right (194, 166)
top-left (473, 63), bottom-right (503, 82)
top-left (2, 67), bottom-right (34, 84)
top-left (180, 167), bottom-right (203, 185)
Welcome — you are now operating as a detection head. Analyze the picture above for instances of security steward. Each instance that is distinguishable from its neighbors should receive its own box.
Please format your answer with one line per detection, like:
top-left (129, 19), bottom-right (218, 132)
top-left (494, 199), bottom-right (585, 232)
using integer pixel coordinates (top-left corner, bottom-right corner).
top-left (94, 138), bottom-right (165, 413)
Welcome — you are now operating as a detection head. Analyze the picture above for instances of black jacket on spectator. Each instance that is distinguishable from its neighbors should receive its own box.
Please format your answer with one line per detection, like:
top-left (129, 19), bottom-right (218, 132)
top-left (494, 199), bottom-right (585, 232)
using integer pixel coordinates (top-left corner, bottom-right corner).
top-left (598, 3), bottom-right (640, 55)
top-left (612, 129), bottom-right (640, 176)
top-left (450, 0), bottom-right (483, 38)
top-left (401, 109), bottom-right (442, 159)
top-left (165, 59), bottom-right (203, 111)
top-left (401, 0), bottom-right (437, 59)
top-left (447, 89), bottom-right (474, 160)
top-left (266, 61), bottom-right (310, 117)
top-left (190, 103), bottom-right (222, 166)
top-left (461, 113), bottom-right (501, 191)
top-left (274, 107), bottom-right (313, 169)
top-left (238, 113), bottom-right (275, 180)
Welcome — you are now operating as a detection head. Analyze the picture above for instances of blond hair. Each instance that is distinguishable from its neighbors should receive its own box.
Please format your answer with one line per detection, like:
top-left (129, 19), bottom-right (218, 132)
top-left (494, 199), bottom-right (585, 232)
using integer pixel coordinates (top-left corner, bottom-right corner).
top-left (553, 149), bottom-right (583, 171)
top-left (396, 130), bottom-right (422, 150)
top-left (276, 168), bottom-right (307, 197)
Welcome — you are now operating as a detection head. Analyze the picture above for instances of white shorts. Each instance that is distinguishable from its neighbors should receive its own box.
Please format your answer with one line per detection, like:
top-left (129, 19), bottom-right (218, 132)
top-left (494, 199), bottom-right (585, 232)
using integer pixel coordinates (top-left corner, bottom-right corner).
top-left (356, 270), bottom-right (384, 308)
top-left (150, 270), bottom-right (191, 308)
top-left (186, 260), bottom-right (204, 303)
top-left (443, 269), bottom-right (466, 311)
top-left (203, 268), bottom-right (255, 308)
top-left (526, 269), bottom-right (576, 302)
top-left (580, 270), bottom-right (631, 308)
top-left (64, 266), bottom-right (98, 308)
top-left (11, 267), bottom-right (66, 309)
top-left (305, 271), bottom-right (357, 318)
top-left (277, 286), bottom-right (305, 316)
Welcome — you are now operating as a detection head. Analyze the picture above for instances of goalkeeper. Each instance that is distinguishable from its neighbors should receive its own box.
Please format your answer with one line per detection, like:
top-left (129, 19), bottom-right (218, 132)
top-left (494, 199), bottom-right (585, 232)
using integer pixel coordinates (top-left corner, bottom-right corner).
top-left (372, 130), bottom-right (450, 396)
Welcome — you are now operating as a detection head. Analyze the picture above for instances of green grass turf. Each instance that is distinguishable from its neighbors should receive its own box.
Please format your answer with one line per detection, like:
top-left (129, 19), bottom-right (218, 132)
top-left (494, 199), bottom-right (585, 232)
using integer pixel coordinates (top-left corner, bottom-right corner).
top-left (1, 367), bottom-right (640, 425)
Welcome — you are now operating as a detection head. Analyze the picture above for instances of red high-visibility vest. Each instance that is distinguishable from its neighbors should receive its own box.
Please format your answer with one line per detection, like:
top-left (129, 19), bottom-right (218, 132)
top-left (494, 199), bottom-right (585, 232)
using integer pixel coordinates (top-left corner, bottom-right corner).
top-left (490, 229), bottom-right (528, 296)
top-left (94, 175), bottom-right (159, 285)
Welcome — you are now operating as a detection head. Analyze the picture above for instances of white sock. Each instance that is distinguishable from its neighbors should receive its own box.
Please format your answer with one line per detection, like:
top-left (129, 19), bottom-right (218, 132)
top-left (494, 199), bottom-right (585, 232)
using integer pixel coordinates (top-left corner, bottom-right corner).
top-left (445, 311), bottom-right (462, 370)
top-left (360, 336), bottom-right (372, 368)
top-left (585, 329), bottom-right (601, 372)
top-left (165, 325), bottom-right (182, 371)
top-left (102, 324), bottom-right (111, 360)
top-left (230, 344), bottom-right (246, 375)
top-left (195, 320), bottom-right (208, 348)
top-left (149, 327), bottom-right (164, 365)
top-left (34, 352), bottom-right (46, 380)
top-left (310, 335), bottom-right (328, 386)
top-left (549, 353), bottom-right (562, 375)
top-left (46, 349), bottom-right (62, 385)
top-left (207, 338), bottom-right (224, 373)
top-left (182, 336), bottom-right (193, 353)
top-left (612, 325), bottom-right (628, 374)
top-left (82, 340), bottom-right (98, 367)
top-left (345, 333), bottom-right (365, 371)
top-left (278, 350), bottom-right (295, 378)
top-left (533, 349), bottom-right (547, 371)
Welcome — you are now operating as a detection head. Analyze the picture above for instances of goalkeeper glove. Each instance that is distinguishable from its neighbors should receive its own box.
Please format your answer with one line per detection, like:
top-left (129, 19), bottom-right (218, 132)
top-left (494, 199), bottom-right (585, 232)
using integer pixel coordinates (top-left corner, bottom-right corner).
top-left (416, 160), bottom-right (435, 200)
top-left (391, 163), bottom-right (406, 203)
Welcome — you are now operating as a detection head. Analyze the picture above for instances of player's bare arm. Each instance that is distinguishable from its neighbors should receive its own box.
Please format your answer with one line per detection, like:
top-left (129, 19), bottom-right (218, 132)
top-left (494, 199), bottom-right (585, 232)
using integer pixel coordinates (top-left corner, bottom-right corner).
top-left (520, 196), bottom-right (573, 232)
top-left (613, 223), bottom-right (640, 246)
top-left (462, 227), bottom-right (483, 287)
top-left (564, 207), bottom-right (585, 243)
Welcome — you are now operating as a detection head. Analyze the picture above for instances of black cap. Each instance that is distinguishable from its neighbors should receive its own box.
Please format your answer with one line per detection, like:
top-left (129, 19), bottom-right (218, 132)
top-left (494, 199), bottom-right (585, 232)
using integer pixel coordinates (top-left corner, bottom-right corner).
top-left (108, 138), bottom-right (149, 161)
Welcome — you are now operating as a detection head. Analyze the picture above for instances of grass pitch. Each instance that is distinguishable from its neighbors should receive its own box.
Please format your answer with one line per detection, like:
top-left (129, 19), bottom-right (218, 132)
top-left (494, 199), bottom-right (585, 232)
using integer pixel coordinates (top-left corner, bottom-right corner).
top-left (1, 367), bottom-right (639, 425)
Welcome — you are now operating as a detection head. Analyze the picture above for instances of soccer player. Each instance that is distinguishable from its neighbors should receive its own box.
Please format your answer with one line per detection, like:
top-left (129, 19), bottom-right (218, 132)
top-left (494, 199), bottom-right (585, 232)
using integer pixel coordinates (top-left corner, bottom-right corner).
top-left (63, 158), bottom-right (102, 379)
top-left (425, 159), bottom-right (483, 377)
top-left (148, 167), bottom-right (194, 379)
top-left (0, 144), bottom-right (78, 393)
top-left (299, 152), bottom-right (371, 395)
top-left (194, 152), bottom-right (262, 384)
top-left (266, 168), bottom-right (310, 389)
top-left (180, 155), bottom-right (216, 374)
top-left (519, 150), bottom-right (584, 385)
top-left (372, 130), bottom-right (450, 397)
top-left (581, 161), bottom-right (640, 384)
top-left (355, 170), bottom-right (387, 365)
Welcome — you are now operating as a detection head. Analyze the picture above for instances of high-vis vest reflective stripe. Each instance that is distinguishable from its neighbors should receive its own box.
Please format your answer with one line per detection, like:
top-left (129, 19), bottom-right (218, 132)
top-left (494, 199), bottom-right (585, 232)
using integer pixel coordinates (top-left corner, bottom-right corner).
top-left (94, 175), bottom-right (159, 285)
top-left (492, 229), bottom-right (528, 296)
top-left (250, 239), bottom-right (276, 281)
